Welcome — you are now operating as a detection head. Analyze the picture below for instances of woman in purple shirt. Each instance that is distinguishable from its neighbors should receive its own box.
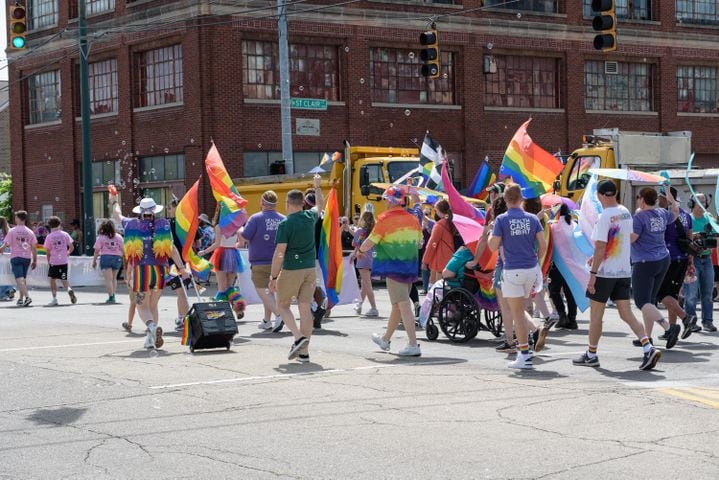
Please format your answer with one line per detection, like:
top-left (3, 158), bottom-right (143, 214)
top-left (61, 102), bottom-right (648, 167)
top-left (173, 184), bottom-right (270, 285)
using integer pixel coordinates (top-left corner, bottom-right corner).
top-left (630, 187), bottom-right (680, 349)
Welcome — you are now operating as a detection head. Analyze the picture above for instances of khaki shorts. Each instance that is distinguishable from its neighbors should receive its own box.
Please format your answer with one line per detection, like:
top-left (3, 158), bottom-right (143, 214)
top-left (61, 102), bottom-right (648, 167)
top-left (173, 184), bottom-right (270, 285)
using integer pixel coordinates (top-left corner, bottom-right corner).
top-left (251, 264), bottom-right (272, 288)
top-left (277, 268), bottom-right (316, 304)
top-left (387, 278), bottom-right (411, 305)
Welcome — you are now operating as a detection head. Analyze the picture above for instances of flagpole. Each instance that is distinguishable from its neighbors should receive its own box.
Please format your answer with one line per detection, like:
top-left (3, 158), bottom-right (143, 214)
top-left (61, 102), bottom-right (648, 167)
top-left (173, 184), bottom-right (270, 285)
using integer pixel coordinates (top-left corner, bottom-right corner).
top-left (277, 0), bottom-right (294, 173)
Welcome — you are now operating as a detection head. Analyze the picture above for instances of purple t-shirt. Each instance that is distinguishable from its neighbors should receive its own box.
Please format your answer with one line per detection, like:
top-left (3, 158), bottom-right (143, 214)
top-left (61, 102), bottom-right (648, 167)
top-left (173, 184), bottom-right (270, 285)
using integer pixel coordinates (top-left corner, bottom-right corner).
top-left (492, 208), bottom-right (543, 270)
top-left (665, 208), bottom-right (692, 260)
top-left (44, 230), bottom-right (73, 266)
top-left (631, 208), bottom-right (673, 263)
top-left (241, 210), bottom-right (285, 265)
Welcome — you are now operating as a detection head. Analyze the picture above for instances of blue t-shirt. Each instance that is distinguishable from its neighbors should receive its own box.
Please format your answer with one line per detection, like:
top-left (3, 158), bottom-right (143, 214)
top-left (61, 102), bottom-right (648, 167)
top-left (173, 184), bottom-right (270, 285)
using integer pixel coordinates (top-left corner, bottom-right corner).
top-left (631, 208), bottom-right (673, 263)
top-left (242, 210), bottom-right (286, 265)
top-left (492, 208), bottom-right (543, 270)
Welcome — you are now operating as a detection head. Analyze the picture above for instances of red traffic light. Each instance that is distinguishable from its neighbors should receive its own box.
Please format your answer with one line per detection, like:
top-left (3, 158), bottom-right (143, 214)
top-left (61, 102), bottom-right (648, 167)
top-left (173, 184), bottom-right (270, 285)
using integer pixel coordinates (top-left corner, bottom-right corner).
top-left (11, 6), bottom-right (26, 19)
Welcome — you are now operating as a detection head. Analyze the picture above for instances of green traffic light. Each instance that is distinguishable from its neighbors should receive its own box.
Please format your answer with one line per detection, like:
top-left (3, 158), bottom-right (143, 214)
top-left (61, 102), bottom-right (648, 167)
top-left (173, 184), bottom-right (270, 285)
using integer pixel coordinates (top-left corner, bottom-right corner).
top-left (12, 37), bottom-right (26, 49)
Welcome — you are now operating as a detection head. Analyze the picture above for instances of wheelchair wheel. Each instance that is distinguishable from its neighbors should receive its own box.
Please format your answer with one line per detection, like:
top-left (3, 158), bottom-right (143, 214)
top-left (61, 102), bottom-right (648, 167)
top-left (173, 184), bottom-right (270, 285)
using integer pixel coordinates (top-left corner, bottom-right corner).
top-left (426, 322), bottom-right (439, 341)
top-left (438, 288), bottom-right (480, 343)
top-left (484, 309), bottom-right (503, 337)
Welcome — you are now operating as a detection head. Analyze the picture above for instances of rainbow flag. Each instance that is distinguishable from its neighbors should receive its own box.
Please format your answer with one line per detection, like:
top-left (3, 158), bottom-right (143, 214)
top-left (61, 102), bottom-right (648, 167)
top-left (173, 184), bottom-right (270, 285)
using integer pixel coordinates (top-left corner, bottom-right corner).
top-left (467, 159), bottom-right (495, 201)
top-left (204, 144), bottom-right (248, 237)
top-left (175, 177), bottom-right (213, 274)
top-left (499, 119), bottom-right (564, 198)
top-left (181, 316), bottom-right (192, 346)
top-left (36, 245), bottom-right (47, 255)
top-left (318, 187), bottom-right (343, 306)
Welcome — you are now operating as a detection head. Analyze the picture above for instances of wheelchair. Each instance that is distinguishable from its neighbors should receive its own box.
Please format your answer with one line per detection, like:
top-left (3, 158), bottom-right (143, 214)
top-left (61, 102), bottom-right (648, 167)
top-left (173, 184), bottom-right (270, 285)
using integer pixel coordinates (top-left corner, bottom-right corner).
top-left (424, 268), bottom-right (503, 343)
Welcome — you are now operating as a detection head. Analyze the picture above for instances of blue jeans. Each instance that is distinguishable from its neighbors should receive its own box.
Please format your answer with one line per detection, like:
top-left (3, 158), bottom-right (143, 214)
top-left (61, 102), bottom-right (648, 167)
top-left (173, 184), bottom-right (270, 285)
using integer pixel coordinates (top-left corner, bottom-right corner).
top-left (0, 285), bottom-right (14, 300)
top-left (684, 255), bottom-right (714, 325)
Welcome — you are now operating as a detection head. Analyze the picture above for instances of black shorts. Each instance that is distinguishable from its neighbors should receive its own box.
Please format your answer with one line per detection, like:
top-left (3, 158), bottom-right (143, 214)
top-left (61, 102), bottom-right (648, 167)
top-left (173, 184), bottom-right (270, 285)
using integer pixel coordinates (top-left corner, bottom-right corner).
top-left (48, 264), bottom-right (68, 280)
top-left (656, 259), bottom-right (688, 301)
top-left (166, 275), bottom-right (192, 291)
top-left (586, 277), bottom-right (631, 304)
top-left (715, 265), bottom-right (719, 282)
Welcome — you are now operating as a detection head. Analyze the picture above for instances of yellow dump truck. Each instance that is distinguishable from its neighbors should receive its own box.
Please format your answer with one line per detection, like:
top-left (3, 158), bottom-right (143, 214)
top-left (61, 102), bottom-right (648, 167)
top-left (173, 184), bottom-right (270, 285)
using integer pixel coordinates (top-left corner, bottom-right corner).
top-left (235, 143), bottom-right (484, 219)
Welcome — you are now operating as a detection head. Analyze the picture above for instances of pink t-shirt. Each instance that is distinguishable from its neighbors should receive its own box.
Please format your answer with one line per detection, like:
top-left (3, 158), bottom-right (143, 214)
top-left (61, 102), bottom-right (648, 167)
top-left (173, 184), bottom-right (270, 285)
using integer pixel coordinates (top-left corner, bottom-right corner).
top-left (5, 225), bottom-right (37, 259)
top-left (44, 230), bottom-right (73, 266)
top-left (94, 233), bottom-right (123, 256)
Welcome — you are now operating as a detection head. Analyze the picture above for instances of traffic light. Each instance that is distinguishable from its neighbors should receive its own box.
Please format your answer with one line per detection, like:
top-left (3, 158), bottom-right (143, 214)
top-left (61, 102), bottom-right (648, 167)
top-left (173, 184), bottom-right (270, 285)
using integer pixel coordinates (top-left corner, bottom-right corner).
top-left (419, 28), bottom-right (440, 79)
top-left (9, 2), bottom-right (28, 50)
top-left (592, 0), bottom-right (616, 52)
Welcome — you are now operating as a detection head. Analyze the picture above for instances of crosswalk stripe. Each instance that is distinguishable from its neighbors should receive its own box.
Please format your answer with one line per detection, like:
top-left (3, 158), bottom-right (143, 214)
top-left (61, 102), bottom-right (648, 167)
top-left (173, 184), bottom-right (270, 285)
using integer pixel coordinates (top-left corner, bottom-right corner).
top-left (659, 388), bottom-right (719, 409)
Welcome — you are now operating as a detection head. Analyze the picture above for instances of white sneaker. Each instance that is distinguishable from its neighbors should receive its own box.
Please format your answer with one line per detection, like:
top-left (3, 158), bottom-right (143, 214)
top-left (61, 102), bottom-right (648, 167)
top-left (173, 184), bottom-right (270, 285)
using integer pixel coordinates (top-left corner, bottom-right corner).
top-left (258, 320), bottom-right (273, 330)
top-left (353, 302), bottom-right (362, 315)
top-left (397, 343), bottom-right (421, 357)
top-left (364, 307), bottom-right (379, 317)
top-left (272, 316), bottom-right (284, 333)
top-left (47, 298), bottom-right (58, 306)
top-left (371, 333), bottom-right (390, 352)
top-left (508, 354), bottom-right (533, 369)
top-left (145, 323), bottom-right (157, 350)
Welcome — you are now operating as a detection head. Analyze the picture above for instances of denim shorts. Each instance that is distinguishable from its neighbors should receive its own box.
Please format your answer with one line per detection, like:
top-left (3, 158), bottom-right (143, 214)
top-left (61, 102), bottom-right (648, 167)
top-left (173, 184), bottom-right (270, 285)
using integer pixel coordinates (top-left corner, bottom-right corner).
top-left (10, 257), bottom-right (31, 279)
top-left (99, 255), bottom-right (123, 270)
top-left (493, 264), bottom-right (503, 290)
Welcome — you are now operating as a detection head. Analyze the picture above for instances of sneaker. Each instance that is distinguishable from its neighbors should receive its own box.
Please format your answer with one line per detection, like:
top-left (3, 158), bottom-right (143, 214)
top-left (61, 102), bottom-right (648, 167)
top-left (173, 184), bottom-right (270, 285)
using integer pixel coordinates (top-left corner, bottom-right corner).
top-left (155, 326), bottom-right (164, 349)
top-left (544, 313), bottom-right (559, 330)
top-left (691, 324), bottom-right (703, 333)
top-left (353, 302), bottom-right (362, 315)
top-left (15, 299), bottom-right (22, 306)
top-left (703, 322), bottom-right (718, 333)
top-left (534, 325), bottom-right (549, 353)
top-left (364, 307), bottom-right (379, 317)
top-left (47, 298), bottom-right (58, 307)
top-left (23, 297), bottom-right (32, 307)
top-left (665, 324), bottom-right (681, 349)
top-left (122, 322), bottom-right (132, 332)
top-left (68, 290), bottom-right (77, 304)
top-left (371, 333), bottom-right (391, 352)
top-left (508, 355), bottom-right (533, 369)
top-left (288, 336), bottom-right (309, 360)
top-left (258, 320), bottom-right (273, 330)
top-left (397, 343), bottom-right (421, 357)
top-left (556, 317), bottom-right (578, 330)
top-left (681, 314), bottom-right (697, 340)
top-left (632, 338), bottom-right (653, 347)
top-left (298, 353), bottom-right (310, 363)
top-left (572, 352), bottom-right (600, 367)
top-left (174, 320), bottom-right (184, 332)
top-left (530, 329), bottom-right (539, 347)
top-left (144, 325), bottom-right (156, 350)
top-left (313, 306), bottom-right (325, 329)
top-left (639, 347), bottom-right (661, 371)
top-left (658, 332), bottom-right (668, 340)
top-left (272, 316), bottom-right (284, 333)
top-left (495, 340), bottom-right (517, 353)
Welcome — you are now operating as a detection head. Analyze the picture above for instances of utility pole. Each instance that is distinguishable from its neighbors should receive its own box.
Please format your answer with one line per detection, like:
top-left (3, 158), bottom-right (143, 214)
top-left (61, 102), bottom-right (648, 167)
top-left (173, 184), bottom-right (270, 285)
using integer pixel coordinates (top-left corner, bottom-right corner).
top-left (79, 0), bottom-right (95, 253)
top-left (277, 0), bottom-right (294, 173)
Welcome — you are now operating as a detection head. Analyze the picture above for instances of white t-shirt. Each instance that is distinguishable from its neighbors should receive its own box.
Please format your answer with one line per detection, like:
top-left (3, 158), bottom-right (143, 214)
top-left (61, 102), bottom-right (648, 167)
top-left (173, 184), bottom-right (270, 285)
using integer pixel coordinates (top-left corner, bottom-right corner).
top-left (592, 205), bottom-right (633, 278)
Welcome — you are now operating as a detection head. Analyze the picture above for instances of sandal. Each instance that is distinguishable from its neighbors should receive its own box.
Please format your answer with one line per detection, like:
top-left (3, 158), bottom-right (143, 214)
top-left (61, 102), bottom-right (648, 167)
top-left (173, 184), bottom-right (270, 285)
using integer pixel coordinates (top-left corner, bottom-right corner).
top-left (122, 322), bottom-right (132, 332)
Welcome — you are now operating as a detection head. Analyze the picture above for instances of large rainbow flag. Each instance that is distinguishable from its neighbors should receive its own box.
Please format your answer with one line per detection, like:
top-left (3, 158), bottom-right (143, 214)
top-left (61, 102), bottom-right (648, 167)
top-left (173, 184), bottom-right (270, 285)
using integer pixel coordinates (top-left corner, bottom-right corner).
top-left (175, 177), bottom-right (213, 274)
top-left (318, 187), bottom-right (343, 306)
top-left (499, 119), bottom-right (564, 198)
top-left (205, 144), bottom-right (248, 237)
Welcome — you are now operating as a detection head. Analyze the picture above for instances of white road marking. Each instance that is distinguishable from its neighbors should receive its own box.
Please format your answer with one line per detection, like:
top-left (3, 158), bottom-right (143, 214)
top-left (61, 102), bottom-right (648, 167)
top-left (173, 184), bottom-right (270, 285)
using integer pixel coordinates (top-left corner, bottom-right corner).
top-left (0, 340), bottom-right (139, 353)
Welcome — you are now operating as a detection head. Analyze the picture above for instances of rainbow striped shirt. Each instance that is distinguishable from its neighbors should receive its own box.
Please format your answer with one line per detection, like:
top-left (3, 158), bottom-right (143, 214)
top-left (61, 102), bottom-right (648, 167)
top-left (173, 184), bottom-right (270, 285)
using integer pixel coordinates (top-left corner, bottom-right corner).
top-left (368, 208), bottom-right (422, 283)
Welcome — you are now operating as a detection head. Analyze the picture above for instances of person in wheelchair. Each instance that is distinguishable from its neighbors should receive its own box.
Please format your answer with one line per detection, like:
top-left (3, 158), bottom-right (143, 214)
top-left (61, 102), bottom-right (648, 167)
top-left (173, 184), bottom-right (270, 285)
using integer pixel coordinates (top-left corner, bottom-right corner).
top-left (418, 244), bottom-right (474, 328)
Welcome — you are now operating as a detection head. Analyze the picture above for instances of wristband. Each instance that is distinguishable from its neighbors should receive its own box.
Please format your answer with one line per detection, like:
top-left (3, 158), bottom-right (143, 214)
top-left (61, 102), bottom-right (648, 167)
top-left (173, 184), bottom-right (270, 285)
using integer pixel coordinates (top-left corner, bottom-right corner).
top-left (590, 271), bottom-right (597, 275)
top-left (271, 275), bottom-right (279, 281)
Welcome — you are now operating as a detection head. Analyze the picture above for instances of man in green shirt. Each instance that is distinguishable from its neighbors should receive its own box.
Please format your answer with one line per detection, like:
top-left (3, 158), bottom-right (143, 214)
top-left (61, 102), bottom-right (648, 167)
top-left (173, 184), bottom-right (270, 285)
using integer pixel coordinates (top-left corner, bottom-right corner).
top-left (269, 174), bottom-right (324, 362)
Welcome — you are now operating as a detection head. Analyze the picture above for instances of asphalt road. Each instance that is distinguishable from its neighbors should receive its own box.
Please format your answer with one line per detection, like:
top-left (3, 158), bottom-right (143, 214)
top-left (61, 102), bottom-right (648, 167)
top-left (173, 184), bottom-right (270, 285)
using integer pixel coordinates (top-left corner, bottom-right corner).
top-left (1, 285), bottom-right (718, 479)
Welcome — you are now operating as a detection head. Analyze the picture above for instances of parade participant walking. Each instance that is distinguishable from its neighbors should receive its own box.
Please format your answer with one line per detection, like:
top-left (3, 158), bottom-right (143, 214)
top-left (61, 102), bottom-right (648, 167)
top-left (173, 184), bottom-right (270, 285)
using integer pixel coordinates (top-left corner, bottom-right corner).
top-left (241, 190), bottom-right (285, 332)
top-left (0, 217), bottom-right (16, 301)
top-left (548, 204), bottom-right (578, 330)
top-left (0, 210), bottom-right (37, 306)
top-left (488, 184), bottom-right (547, 369)
top-left (422, 199), bottom-right (460, 284)
top-left (574, 180), bottom-right (661, 370)
top-left (684, 193), bottom-right (716, 332)
top-left (43, 216), bottom-right (77, 306)
top-left (630, 187), bottom-right (681, 348)
top-left (352, 210), bottom-right (378, 317)
top-left (111, 194), bottom-right (188, 350)
top-left (360, 185), bottom-right (423, 357)
top-left (269, 175), bottom-right (324, 363)
top-left (92, 220), bottom-right (124, 304)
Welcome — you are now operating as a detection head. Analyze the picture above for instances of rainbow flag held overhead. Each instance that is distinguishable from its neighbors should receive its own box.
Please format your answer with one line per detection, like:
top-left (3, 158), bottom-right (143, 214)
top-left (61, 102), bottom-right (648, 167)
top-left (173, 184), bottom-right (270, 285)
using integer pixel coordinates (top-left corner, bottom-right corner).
top-left (499, 119), bottom-right (564, 199)
top-left (467, 159), bottom-right (495, 201)
top-left (175, 177), bottom-right (213, 274)
top-left (318, 187), bottom-right (343, 307)
top-left (205, 144), bottom-right (248, 237)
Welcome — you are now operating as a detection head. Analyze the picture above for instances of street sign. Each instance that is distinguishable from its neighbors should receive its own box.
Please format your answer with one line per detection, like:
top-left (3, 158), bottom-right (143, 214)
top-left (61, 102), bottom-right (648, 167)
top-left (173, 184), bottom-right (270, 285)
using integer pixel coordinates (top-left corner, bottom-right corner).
top-left (291, 98), bottom-right (327, 110)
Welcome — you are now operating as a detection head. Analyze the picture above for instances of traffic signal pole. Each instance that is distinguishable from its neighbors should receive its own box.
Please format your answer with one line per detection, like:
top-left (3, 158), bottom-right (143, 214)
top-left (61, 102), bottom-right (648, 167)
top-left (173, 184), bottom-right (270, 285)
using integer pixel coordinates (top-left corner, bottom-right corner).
top-left (277, 0), bottom-right (294, 173)
top-left (79, 1), bottom-right (95, 254)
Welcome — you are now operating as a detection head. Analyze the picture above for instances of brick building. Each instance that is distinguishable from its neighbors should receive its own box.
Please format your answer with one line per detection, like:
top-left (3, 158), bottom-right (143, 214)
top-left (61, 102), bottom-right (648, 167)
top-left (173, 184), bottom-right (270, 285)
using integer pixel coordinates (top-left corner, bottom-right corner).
top-left (6, 0), bottom-right (719, 223)
top-left (0, 80), bottom-right (9, 175)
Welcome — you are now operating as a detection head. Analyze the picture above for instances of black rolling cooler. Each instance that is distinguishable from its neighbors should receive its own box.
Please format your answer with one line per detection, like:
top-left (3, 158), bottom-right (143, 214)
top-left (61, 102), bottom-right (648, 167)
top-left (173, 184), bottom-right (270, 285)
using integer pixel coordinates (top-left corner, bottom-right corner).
top-left (185, 301), bottom-right (238, 352)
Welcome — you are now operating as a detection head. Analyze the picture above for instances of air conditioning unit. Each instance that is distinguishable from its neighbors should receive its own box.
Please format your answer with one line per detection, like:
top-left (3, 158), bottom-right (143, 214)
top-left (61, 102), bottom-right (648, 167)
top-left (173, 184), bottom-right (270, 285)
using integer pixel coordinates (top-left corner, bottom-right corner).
top-left (484, 55), bottom-right (497, 74)
top-left (605, 61), bottom-right (619, 75)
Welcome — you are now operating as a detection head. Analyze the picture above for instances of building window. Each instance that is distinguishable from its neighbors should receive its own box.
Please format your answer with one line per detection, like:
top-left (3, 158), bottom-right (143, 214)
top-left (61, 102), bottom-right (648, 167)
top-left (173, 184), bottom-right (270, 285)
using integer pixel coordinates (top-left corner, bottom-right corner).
top-left (485, 0), bottom-right (557, 13)
top-left (139, 154), bottom-right (185, 183)
top-left (88, 59), bottom-right (118, 114)
top-left (584, 61), bottom-right (654, 112)
top-left (87, 0), bottom-right (115, 15)
top-left (134, 45), bottom-right (183, 108)
top-left (369, 48), bottom-right (456, 105)
top-left (583, 0), bottom-right (652, 20)
top-left (243, 151), bottom-right (324, 176)
top-left (484, 55), bottom-right (561, 109)
top-left (92, 160), bottom-right (120, 187)
top-left (677, 1), bottom-right (719, 24)
top-left (241, 41), bottom-right (340, 101)
top-left (677, 66), bottom-right (719, 113)
top-left (28, 0), bottom-right (58, 30)
top-left (28, 70), bottom-right (61, 124)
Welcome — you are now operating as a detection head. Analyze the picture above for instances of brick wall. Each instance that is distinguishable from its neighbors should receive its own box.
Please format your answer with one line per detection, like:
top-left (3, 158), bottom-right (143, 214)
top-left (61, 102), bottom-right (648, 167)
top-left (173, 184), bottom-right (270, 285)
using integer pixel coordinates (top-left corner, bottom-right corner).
top-left (0, 108), bottom-right (9, 175)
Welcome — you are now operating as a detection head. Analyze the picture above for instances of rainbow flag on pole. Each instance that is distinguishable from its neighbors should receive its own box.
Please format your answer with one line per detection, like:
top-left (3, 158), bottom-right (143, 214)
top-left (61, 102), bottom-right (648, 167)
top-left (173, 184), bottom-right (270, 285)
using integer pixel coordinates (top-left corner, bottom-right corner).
top-left (175, 177), bottom-right (213, 274)
top-left (467, 159), bottom-right (495, 201)
top-left (204, 144), bottom-right (248, 237)
top-left (318, 187), bottom-right (343, 306)
top-left (499, 119), bottom-right (564, 198)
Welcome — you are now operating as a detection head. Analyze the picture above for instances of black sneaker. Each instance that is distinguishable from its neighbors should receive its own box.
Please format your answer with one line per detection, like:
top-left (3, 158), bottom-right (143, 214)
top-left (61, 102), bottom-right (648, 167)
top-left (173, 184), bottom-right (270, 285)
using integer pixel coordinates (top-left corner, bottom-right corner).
top-left (658, 332), bottom-right (668, 340)
top-left (556, 317), bottom-right (578, 330)
top-left (703, 322), bottom-right (718, 333)
top-left (22, 297), bottom-right (32, 307)
top-left (665, 324), bottom-right (681, 349)
top-left (530, 329), bottom-right (539, 347)
top-left (68, 290), bottom-right (77, 305)
top-left (288, 336), bottom-right (309, 360)
top-left (298, 353), bottom-right (310, 363)
top-left (572, 352), bottom-right (600, 367)
top-left (639, 347), bottom-right (661, 371)
top-left (632, 337), bottom-right (653, 347)
top-left (495, 340), bottom-right (517, 353)
top-left (313, 306), bottom-right (325, 329)
top-left (681, 315), bottom-right (697, 339)
top-left (691, 324), bottom-right (703, 333)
